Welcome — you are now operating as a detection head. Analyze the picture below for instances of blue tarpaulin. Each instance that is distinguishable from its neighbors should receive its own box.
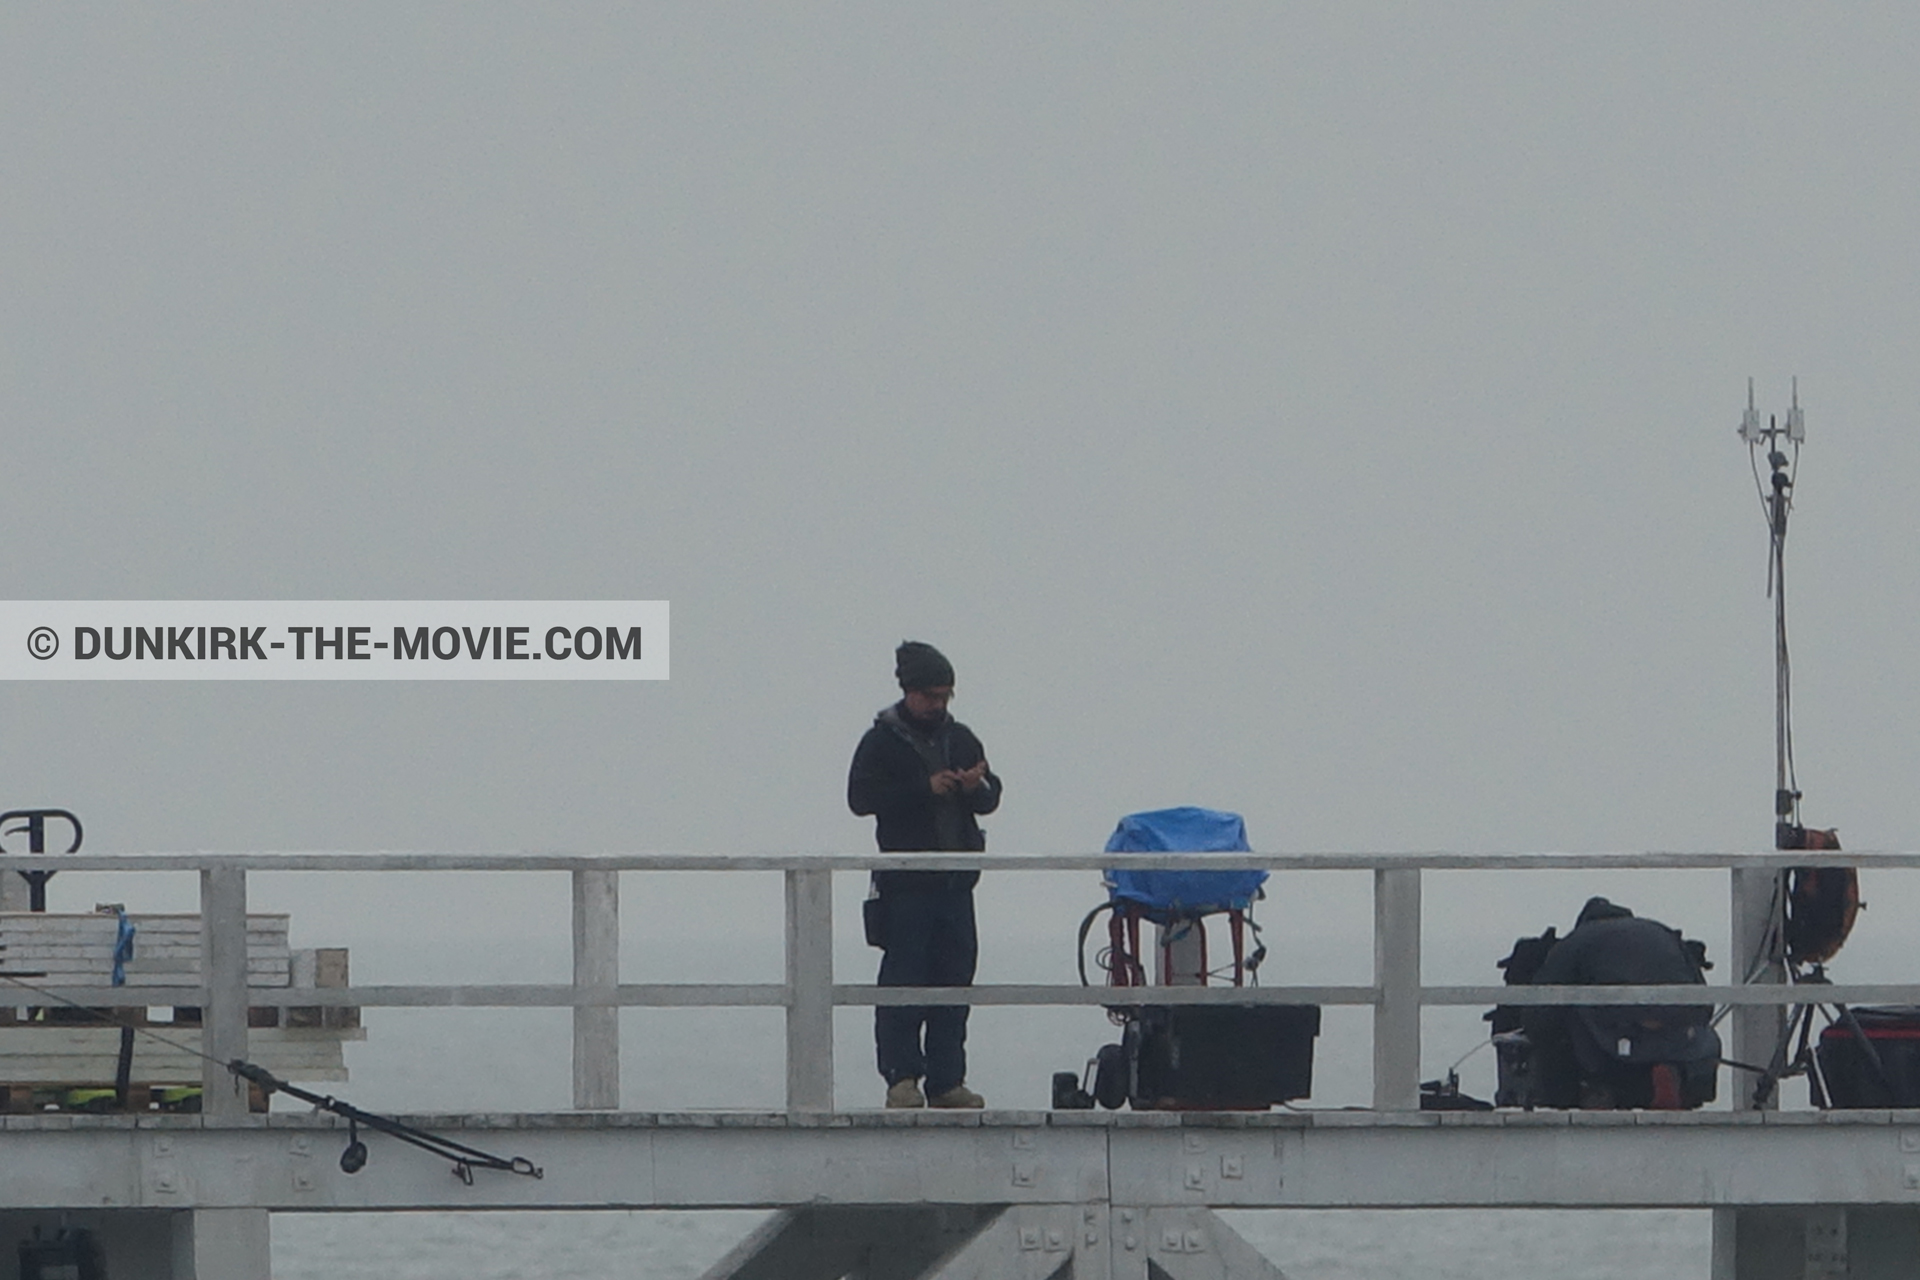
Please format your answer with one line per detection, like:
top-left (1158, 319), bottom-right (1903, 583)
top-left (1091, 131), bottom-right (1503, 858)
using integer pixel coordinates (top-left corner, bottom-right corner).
top-left (1103, 807), bottom-right (1266, 921)
top-left (110, 907), bottom-right (135, 987)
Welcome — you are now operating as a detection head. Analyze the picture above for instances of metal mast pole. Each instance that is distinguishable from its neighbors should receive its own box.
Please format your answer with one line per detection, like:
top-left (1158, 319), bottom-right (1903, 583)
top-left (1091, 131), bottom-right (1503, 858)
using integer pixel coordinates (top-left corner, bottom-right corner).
top-left (1773, 441), bottom-right (1791, 818)
top-left (1742, 377), bottom-right (1804, 833)
top-left (1729, 381), bottom-right (1802, 1120)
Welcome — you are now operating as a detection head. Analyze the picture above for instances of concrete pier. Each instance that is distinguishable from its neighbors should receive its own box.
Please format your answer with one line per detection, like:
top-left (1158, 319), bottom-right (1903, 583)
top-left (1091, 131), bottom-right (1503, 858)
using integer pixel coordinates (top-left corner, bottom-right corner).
top-left (0, 1110), bottom-right (1918, 1276)
top-left (0, 848), bottom-right (1914, 1277)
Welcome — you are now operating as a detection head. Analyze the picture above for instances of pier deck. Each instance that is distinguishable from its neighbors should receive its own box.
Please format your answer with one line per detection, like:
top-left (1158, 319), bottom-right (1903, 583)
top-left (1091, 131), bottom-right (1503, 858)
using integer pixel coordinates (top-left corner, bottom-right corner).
top-left (4, 1108), bottom-right (1920, 1212)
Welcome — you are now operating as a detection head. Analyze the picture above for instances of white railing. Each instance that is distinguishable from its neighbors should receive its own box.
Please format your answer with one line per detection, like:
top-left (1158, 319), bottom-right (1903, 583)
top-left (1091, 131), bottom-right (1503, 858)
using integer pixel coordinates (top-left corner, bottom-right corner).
top-left (0, 850), bottom-right (1911, 1117)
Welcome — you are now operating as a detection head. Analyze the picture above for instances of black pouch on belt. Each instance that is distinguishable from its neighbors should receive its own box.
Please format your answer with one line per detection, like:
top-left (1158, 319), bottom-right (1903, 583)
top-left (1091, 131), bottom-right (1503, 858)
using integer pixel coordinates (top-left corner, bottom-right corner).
top-left (862, 883), bottom-right (887, 949)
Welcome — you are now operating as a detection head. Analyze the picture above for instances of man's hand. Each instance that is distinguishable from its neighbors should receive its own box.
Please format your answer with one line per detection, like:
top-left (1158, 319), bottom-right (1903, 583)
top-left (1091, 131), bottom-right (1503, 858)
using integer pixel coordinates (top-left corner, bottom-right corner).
top-left (929, 770), bottom-right (961, 796)
top-left (956, 760), bottom-right (989, 793)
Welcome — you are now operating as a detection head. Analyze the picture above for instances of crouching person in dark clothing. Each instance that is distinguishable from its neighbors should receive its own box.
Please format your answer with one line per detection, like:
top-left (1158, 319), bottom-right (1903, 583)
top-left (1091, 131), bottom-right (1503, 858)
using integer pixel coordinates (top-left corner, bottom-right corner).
top-left (848, 641), bottom-right (1002, 1109)
top-left (1523, 896), bottom-right (1720, 1109)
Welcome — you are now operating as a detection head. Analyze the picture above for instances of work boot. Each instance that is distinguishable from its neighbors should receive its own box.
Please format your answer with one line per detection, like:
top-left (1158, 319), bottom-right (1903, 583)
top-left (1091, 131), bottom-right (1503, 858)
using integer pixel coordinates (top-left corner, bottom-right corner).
top-left (928, 1083), bottom-right (985, 1109)
top-left (885, 1078), bottom-right (926, 1109)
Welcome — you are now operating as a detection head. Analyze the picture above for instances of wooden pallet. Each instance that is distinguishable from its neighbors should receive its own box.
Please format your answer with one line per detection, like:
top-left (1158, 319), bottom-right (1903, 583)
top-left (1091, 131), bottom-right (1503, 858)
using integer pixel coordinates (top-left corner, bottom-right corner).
top-left (0, 913), bottom-right (363, 1109)
top-left (0, 1025), bottom-right (360, 1084)
top-left (0, 1082), bottom-right (275, 1114)
top-left (0, 911), bottom-right (290, 986)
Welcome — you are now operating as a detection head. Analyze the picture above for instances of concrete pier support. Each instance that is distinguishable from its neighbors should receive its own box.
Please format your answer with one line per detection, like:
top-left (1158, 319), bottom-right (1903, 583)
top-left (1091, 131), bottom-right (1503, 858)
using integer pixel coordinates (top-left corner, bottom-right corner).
top-left (697, 1205), bottom-right (1001, 1280)
top-left (1713, 1206), bottom-right (1920, 1280)
top-left (174, 1209), bottom-right (272, 1279)
top-left (697, 1205), bottom-right (1288, 1280)
top-left (1, 1210), bottom-right (176, 1280)
top-left (0, 1208), bottom-right (270, 1279)
top-left (1715, 866), bottom-right (1797, 1279)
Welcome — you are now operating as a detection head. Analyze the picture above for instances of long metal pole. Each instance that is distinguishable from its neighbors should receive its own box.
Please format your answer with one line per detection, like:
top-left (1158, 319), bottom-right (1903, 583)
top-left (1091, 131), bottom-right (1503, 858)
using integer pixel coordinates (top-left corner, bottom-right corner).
top-left (1773, 482), bottom-right (1790, 812)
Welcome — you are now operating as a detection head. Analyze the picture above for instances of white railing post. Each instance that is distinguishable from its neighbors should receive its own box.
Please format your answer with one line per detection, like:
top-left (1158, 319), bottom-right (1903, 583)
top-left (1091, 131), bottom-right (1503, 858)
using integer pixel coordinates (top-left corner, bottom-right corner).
top-left (1714, 866), bottom-right (1793, 1275)
top-left (1372, 866), bottom-right (1422, 1110)
top-left (199, 867), bottom-right (250, 1119)
top-left (0, 863), bottom-right (27, 912)
top-left (784, 867), bottom-right (834, 1112)
top-left (572, 869), bottom-right (620, 1110)
top-left (1729, 866), bottom-right (1786, 1109)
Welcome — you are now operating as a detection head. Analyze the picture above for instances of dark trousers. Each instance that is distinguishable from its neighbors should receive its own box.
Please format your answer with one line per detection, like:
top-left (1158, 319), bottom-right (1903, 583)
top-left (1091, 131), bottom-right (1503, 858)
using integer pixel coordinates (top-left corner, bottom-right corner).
top-left (874, 887), bottom-right (978, 1095)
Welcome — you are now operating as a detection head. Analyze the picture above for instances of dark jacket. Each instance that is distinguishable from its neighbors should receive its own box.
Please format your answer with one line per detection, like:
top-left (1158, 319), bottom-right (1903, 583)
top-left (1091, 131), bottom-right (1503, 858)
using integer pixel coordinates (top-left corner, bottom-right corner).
top-left (848, 703), bottom-right (1001, 892)
top-left (1525, 898), bottom-right (1716, 1073)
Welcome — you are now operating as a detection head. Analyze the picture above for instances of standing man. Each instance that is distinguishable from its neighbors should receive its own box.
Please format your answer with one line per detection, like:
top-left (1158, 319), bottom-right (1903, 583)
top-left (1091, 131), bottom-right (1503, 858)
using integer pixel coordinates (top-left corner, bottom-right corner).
top-left (848, 641), bottom-right (1002, 1108)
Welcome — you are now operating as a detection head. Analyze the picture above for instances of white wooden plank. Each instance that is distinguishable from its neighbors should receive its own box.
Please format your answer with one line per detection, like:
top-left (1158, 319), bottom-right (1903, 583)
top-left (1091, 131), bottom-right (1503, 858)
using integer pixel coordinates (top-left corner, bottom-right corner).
top-left (0, 1024), bottom-right (356, 1084)
top-left (14, 965), bottom-right (290, 982)
top-left (0, 935), bottom-right (292, 947)
top-left (0, 1046), bottom-right (350, 1068)
top-left (4, 941), bottom-right (291, 955)
top-left (22, 956), bottom-right (290, 969)
top-left (0, 912), bottom-right (314, 995)
top-left (0, 913), bottom-right (289, 928)
top-left (0, 1028), bottom-right (364, 1051)
top-left (2, 946), bottom-right (292, 962)
top-left (0, 1060), bottom-right (349, 1082)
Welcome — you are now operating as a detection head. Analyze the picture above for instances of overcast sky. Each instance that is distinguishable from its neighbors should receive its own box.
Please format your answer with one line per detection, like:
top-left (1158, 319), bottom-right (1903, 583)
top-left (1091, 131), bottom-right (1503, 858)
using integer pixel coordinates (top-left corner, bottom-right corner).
top-left (3, 6), bottom-right (1919, 1104)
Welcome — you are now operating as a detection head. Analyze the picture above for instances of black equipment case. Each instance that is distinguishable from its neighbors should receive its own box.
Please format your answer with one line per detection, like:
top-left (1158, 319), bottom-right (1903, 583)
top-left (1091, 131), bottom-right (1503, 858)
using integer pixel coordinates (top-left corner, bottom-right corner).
top-left (1812, 1007), bottom-right (1920, 1108)
top-left (1121, 1005), bottom-right (1321, 1110)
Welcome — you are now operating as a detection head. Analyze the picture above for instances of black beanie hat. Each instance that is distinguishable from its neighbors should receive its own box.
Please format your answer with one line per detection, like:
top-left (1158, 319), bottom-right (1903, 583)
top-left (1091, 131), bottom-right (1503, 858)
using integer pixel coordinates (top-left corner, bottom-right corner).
top-left (1576, 896), bottom-right (1634, 926)
top-left (895, 641), bottom-right (955, 690)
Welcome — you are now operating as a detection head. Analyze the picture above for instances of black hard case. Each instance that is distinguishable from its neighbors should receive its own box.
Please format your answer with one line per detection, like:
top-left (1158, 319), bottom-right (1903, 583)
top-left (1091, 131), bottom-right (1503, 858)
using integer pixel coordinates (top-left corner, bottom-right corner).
top-left (1813, 1007), bottom-right (1920, 1108)
top-left (1126, 1004), bottom-right (1321, 1109)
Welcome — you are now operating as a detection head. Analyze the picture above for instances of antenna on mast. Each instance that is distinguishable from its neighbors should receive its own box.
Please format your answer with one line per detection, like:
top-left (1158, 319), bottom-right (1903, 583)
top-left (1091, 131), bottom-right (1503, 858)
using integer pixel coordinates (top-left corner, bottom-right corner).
top-left (1738, 379), bottom-right (1804, 834)
top-left (1734, 386), bottom-right (1867, 1109)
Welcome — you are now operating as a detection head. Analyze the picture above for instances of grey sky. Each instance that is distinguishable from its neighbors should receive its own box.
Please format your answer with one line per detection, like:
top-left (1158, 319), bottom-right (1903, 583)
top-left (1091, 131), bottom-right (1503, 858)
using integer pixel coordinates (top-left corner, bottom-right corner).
top-left (3, 8), bottom-right (1919, 1106)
